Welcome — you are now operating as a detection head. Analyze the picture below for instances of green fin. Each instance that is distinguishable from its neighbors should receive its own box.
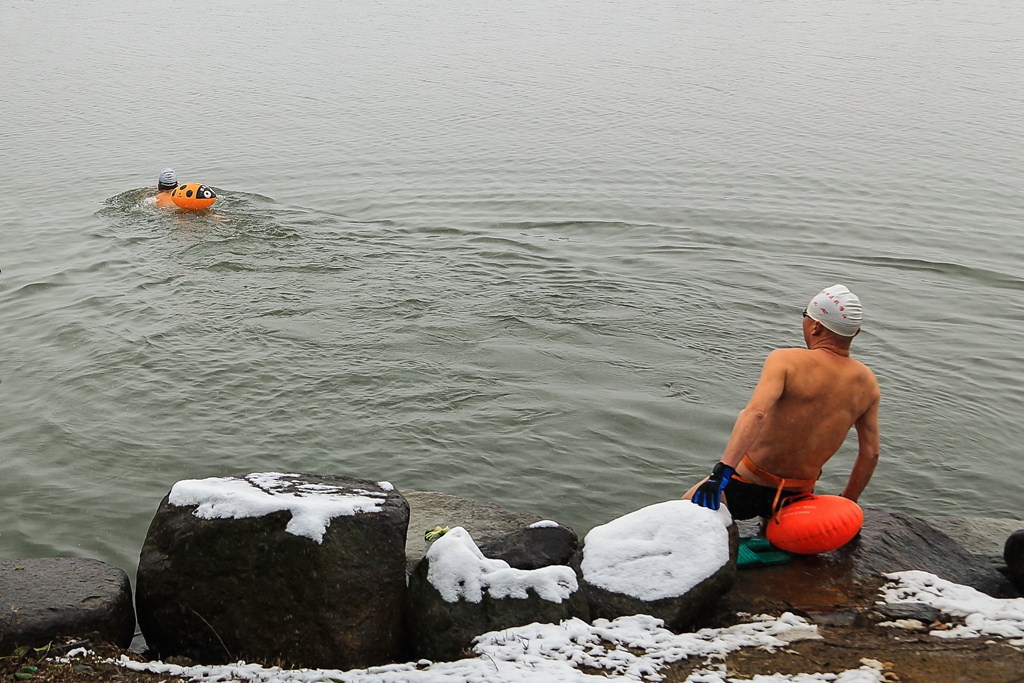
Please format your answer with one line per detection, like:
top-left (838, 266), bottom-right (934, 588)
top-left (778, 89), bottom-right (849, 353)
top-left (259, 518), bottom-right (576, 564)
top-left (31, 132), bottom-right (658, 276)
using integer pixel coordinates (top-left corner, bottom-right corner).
top-left (737, 544), bottom-right (762, 567)
top-left (742, 536), bottom-right (775, 552)
top-left (737, 536), bottom-right (792, 568)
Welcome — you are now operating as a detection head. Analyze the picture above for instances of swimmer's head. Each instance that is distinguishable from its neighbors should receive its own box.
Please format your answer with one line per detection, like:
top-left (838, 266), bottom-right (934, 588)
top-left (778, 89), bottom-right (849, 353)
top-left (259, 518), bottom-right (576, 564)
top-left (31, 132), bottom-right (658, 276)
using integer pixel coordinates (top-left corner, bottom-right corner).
top-left (158, 168), bottom-right (177, 191)
top-left (806, 284), bottom-right (862, 337)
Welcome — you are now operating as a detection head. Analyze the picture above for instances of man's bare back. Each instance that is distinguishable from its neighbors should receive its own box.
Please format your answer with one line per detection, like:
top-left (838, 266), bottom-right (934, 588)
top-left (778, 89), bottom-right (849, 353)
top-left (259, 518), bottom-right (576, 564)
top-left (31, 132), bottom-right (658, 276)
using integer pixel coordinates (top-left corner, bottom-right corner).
top-left (737, 346), bottom-right (879, 486)
top-left (688, 285), bottom-right (880, 518)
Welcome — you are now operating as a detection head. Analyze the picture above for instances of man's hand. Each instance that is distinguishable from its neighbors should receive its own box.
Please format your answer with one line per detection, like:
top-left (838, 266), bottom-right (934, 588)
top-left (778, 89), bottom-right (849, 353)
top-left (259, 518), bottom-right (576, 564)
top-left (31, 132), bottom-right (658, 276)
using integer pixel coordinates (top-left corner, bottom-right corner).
top-left (691, 462), bottom-right (735, 510)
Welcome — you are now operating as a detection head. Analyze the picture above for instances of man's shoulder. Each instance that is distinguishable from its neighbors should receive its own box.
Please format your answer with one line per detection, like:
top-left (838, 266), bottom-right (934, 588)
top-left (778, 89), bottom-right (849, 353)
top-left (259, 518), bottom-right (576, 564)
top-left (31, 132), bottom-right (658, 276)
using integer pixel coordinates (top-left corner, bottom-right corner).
top-left (771, 346), bottom-right (812, 355)
top-left (765, 347), bottom-right (811, 362)
top-left (767, 347), bottom-right (875, 374)
top-left (760, 347), bottom-right (813, 375)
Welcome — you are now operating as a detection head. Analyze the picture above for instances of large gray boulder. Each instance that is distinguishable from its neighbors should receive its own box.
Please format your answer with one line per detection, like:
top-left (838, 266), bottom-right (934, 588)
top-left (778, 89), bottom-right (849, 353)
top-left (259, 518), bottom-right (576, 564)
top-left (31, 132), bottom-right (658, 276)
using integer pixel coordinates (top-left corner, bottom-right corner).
top-left (136, 473), bottom-right (409, 669)
top-left (577, 500), bottom-right (738, 632)
top-left (0, 558), bottom-right (135, 655)
top-left (854, 511), bottom-right (1017, 595)
top-left (922, 515), bottom-right (1024, 566)
top-left (407, 526), bottom-right (589, 661)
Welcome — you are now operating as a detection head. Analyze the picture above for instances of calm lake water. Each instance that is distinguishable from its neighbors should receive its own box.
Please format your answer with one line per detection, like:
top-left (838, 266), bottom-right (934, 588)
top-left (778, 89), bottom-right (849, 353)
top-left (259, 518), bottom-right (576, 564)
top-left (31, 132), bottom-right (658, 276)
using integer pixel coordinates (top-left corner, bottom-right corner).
top-left (1, 0), bottom-right (1022, 576)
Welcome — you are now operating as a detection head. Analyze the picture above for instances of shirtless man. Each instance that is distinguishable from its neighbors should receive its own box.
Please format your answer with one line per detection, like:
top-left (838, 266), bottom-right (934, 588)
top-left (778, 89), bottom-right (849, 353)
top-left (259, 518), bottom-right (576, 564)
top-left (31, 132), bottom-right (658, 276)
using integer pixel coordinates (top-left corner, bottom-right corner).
top-left (686, 284), bottom-right (880, 522)
top-left (154, 167), bottom-right (178, 207)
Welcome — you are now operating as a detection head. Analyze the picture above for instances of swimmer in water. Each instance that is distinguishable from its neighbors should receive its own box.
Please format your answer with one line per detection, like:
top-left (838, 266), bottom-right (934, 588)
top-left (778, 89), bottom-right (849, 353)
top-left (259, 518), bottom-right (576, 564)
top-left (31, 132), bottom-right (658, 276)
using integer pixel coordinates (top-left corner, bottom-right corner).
top-left (154, 168), bottom-right (178, 207)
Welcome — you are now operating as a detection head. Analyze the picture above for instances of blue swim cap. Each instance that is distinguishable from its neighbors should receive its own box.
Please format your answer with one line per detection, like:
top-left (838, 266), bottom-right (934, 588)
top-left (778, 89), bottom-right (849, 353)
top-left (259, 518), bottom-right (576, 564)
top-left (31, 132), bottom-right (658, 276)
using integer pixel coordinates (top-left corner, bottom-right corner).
top-left (158, 167), bottom-right (177, 190)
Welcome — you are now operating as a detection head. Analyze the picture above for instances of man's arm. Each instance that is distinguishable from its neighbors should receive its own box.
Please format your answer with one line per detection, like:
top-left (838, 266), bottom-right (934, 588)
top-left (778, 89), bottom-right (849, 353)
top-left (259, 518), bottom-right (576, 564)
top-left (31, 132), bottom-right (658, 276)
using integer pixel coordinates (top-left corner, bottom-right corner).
top-left (690, 350), bottom-right (789, 510)
top-left (692, 352), bottom-right (786, 507)
top-left (841, 386), bottom-right (881, 501)
top-left (718, 350), bottom-right (790, 469)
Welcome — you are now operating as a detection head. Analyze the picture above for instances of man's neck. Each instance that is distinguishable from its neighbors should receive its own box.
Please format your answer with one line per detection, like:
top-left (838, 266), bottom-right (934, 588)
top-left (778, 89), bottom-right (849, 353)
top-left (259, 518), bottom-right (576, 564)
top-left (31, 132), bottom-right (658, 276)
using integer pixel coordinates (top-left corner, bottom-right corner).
top-left (809, 340), bottom-right (851, 357)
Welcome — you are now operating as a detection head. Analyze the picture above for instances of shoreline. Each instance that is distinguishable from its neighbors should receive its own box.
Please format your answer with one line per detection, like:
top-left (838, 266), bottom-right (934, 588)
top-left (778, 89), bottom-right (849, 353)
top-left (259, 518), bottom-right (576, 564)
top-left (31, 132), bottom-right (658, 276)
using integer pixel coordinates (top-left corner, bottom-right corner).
top-left (3, 500), bottom-right (1022, 682)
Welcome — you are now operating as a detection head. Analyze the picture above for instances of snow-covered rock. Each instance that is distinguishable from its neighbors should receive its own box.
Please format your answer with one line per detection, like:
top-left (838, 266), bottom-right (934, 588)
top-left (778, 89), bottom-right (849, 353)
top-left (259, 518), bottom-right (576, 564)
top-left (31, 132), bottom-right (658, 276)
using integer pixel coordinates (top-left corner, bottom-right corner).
top-left (577, 499), bottom-right (737, 630)
top-left (407, 526), bottom-right (588, 661)
top-left (136, 473), bottom-right (409, 669)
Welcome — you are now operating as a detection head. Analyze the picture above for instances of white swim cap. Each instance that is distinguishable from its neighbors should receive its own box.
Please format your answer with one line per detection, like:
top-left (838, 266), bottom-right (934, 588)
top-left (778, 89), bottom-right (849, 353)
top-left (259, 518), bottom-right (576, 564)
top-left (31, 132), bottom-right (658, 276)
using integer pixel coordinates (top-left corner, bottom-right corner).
top-left (158, 167), bottom-right (177, 190)
top-left (806, 284), bottom-right (862, 337)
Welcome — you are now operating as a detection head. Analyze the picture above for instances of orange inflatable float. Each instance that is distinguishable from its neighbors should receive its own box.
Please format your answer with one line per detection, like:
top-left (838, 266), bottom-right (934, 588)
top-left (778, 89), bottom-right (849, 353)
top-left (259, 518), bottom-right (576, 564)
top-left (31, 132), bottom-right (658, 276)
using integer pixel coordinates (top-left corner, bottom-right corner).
top-left (171, 183), bottom-right (217, 210)
top-left (765, 494), bottom-right (863, 554)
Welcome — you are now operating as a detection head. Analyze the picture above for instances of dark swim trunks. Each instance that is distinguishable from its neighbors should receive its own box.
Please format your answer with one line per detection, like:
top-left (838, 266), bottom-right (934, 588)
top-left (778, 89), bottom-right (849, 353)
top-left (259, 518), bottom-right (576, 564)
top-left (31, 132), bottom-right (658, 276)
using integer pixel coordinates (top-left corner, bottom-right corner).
top-left (722, 477), bottom-right (806, 520)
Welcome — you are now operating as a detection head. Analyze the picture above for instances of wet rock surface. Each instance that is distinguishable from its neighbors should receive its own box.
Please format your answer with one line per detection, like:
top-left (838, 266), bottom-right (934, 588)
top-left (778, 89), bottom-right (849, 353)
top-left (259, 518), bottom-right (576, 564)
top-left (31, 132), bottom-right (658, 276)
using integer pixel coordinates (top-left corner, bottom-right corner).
top-left (135, 474), bottom-right (409, 670)
top-left (922, 514), bottom-right (1023, 562)
top-left (0, 558), bottom-right (135, 655)
top-left (704, 508), bottom-right (1020, 626)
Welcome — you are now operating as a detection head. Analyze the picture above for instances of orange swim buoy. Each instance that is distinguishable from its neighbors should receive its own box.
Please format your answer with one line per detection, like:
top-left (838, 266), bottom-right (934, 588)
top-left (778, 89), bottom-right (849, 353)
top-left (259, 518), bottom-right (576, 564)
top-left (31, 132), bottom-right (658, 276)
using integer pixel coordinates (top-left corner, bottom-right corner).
top-left (171, 183), bottom-right (217, 210)
top-left (765, 494), bottom-right (863, 554)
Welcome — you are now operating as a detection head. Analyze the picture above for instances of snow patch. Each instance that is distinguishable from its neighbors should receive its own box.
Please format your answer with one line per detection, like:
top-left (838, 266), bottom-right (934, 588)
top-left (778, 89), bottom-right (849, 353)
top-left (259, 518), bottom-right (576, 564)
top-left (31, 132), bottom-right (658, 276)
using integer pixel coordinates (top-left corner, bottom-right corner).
top-left (114, 611), bottom-right (822, 683)
top-left (878, 618), bottom-right (927, 630)
top-left (169, 473), bottom-right (391, 543)
top-left (527, 519), bottom-right (560, 528)
top-left (425, 526), bottom-right (577, 603)
top-left (685, 661), bottom-right (886, 682)
top-left (881, 570), bottom-right (1024, 645)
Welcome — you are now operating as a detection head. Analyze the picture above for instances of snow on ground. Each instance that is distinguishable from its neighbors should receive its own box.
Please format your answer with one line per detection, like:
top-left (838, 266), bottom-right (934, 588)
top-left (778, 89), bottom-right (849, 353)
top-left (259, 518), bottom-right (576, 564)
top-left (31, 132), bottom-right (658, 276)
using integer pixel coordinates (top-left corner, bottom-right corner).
top-left (120, 486), bottom-right (1024, 681)
top-left (684, 664), bottom-right (887, 683)
top-left (881, 570), bottom-right (1024, 645)
top-left (426, 527), bottom-right (578, 603)
top-left (581, 500), bottom-right (732, 601)
top-left (104, 570), bottom-right (1024, 682)
top-left (168, 473), bottom-right (392, 543)
top-left (112, 612), bottom-right (822, 683)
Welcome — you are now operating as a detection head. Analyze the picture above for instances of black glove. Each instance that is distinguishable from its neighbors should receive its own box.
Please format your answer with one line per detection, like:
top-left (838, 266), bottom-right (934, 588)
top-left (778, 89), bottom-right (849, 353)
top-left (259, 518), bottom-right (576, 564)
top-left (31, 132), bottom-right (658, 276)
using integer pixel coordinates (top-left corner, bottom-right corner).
top-left (692, 462), bottom-right (735, 510)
